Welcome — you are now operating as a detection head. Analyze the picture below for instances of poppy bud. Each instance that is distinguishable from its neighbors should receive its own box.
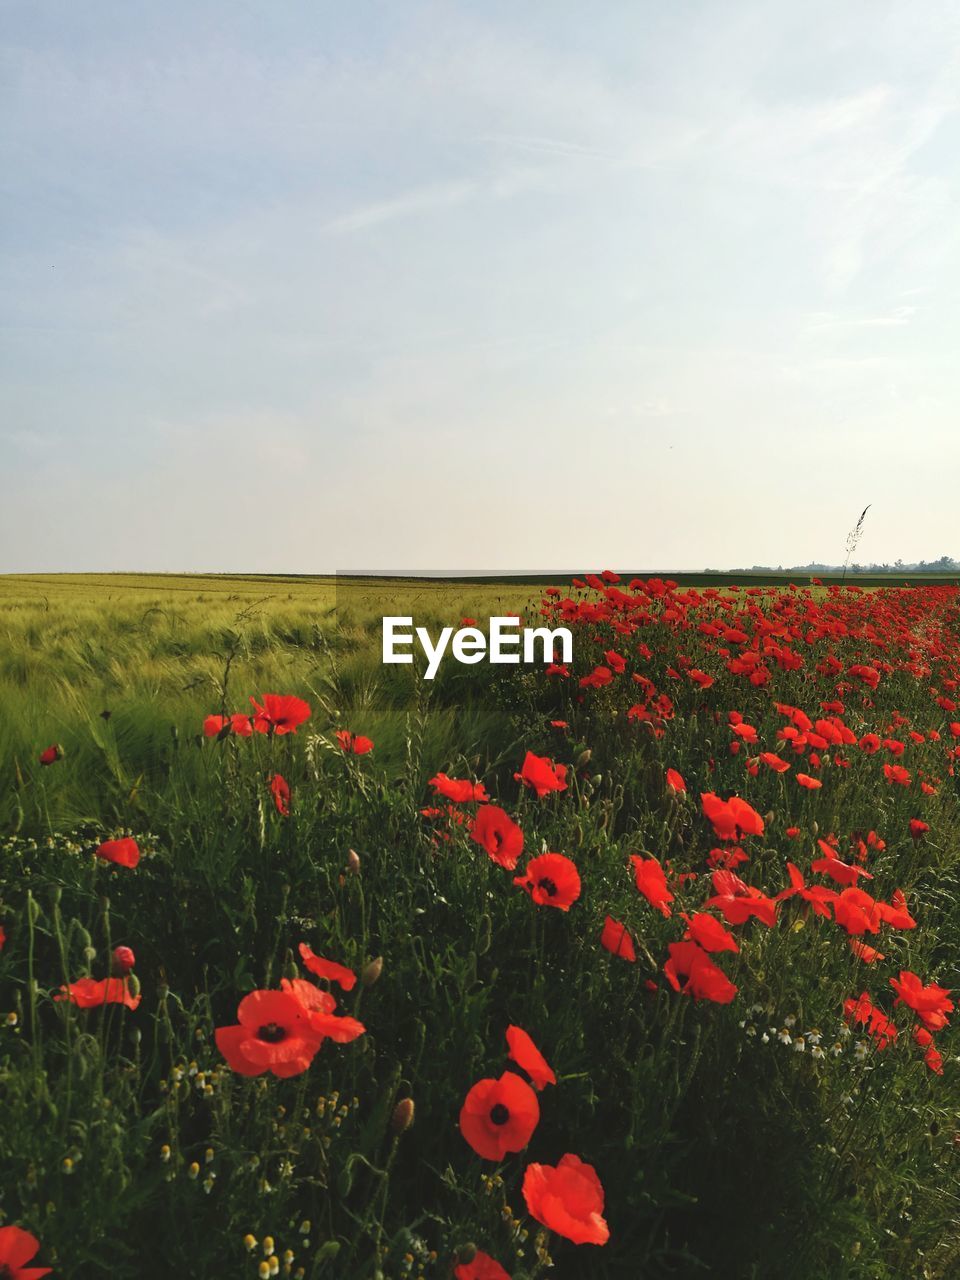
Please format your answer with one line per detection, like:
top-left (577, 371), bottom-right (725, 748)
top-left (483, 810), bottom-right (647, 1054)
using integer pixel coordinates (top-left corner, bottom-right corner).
top-left (390, 1097), bottom-right (415, 1135)
top-left (764, 811), bottom-right (775, 826)
top-left (576, 749), bottom-right (592, 768)
top-left (458, 1245), bottom-right (478, 1265)
top-left (126, 973), bottom-right (141, 998)
top-left (811, 821), bottom-right (819, 836)
top-left (82, 945), bottom-right (97, 964)
top-left (111, 945), bottom-right (136, 976)
top-left (361, 956), bottom-right (383, 987)
top-left (315, 1242), bottom-right (340, 1262)
top-left (346, 849), bottom-right (361, 875)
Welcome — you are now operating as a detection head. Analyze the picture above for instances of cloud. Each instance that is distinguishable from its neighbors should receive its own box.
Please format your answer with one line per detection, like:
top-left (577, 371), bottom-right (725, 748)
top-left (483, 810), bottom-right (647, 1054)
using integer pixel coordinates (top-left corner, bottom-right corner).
top-left (803, 306), bottom-right (918, 332)
top-left (320, 179), bottom-right (480, 234)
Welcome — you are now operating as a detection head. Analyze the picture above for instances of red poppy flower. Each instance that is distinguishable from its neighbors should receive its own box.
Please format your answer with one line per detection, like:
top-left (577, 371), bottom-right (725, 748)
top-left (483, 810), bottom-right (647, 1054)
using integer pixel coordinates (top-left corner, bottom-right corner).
top-left (204, 714), bottom-right (253, 737)
top-left (682, 912), bottom-right (739, 954)
top-left (883, 763), bottom-right (911, 787)
top-left (707, 845), bottom-right (749, 871)
top-left (700, 793), bottom-right (764, 841)
top-left (663, 941), bottom-right (738, 1003)
top-left (795, 773), bottom-right (822, 790)
top-left (600, 915), bottom-right (637, 961)
top-left (521, 1154), bottom-right (610, 1246)
top-left (514, 751), bottom-right (568, 797)
top-left (279, 978), bottom-right (366, 1043)
top-left (250, 693), bottom-right (312, 735)
top-left (298, 943), bottom-right (357, 990)
top-left (0, 1226), bottom-right (52, 1279)
top-left (924, 1044), bottom-right (944, 1074)
top-left (454, 1252), bottom-right (512, 1280)
top-left (665, 768), bottom-right (686, 792)
top-left (630, 856), bottom-right (674, 918)
top-left (580, 665), bottom-right (614, 689)
top-left (759, 752), bottom-right (790, 773)
top-left (55, 976), bottom-right (141, 1011)
top-left (890, 971), bottom-right (954, 1032)
top-left (704, 870), bottom-right (778, 927)
top-left (776, 863), bottom-right (836, 918)
top-left (38, 744), bottom-right (62, 767)
top-left (849, 939), bottom-right (885, 963)
top-left (95, 837), bottom-right (140, 868)
top-left (215, 988), bottom-right (326, 1077)
top-left (505, 1025), bottom-right (556, 1090)
top-left (336, 729), bottom-right (374, 754)
top-left (430, 773), bottom-right (490, 803)
top-left (810, 856), bottom-right (872, 887)
top-left (908, 818), bottom-right (929, 839)
top-left (111, 945), bottom-right (136, 976)
top-left (731, 722), bottom-right (758, 743)
top-left (877, 888), bottom-right (917, 931)
top-left (848, 664), bottom-right (881, 690)
top-left (604, 649), bottom-right (627, 674)
top-left (832, 887), bottom-right (882, 936)
top-left (279, 976), bottom-right (335, 1015)
top-left (269, 773), bottom-right (291, 816)
top-left (460, 1070), bottom-right (540, 1160)
top-left (470, 805), bottom-right (524, 870)
top-left (843, 992), bottom-right (897, 1049)
top-left (0, 924), bottom-right (5, 951)
top-left (514, 853), bottom-right (581, 910)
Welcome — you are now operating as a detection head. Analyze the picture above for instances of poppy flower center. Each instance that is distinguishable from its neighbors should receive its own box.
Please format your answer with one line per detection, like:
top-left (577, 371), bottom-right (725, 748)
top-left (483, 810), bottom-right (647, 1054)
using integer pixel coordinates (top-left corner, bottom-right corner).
top-left (257, 1022), bottom-right (288, 1043)
top-left (489, 1103), bottom-right (510, 1125)
top-left (538, 877), bottom-right (558, 896)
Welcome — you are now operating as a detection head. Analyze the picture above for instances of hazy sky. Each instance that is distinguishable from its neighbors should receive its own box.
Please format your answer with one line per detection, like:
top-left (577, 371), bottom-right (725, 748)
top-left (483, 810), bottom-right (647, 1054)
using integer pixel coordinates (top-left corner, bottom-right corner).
top-left (3, 2), bottom-right (959, 573)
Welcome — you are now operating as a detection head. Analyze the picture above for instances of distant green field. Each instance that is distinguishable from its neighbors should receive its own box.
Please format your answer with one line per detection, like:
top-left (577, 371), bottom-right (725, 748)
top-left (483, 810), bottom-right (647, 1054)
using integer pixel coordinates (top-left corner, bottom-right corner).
top-left (0, 570), bottom-right (946, 833)
top-left (0, 574), bottom-right (548, 832)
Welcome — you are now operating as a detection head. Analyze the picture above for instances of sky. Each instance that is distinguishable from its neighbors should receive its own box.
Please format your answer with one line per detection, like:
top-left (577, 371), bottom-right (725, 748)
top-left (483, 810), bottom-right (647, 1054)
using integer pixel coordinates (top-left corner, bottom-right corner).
top-left (2, 1), bottom-right (959, 573)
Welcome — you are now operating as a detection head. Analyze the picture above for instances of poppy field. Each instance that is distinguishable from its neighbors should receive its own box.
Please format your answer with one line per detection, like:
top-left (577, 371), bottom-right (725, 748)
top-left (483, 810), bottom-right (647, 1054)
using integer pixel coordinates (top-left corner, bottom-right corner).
top-left (2, 572), bottom-right (960, 1279)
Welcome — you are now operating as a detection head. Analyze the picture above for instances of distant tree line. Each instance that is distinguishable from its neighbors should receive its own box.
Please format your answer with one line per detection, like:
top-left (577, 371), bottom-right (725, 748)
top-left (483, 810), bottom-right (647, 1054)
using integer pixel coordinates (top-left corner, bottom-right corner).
top-left (703, 556), bottom-right (960, 575)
